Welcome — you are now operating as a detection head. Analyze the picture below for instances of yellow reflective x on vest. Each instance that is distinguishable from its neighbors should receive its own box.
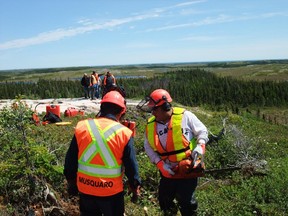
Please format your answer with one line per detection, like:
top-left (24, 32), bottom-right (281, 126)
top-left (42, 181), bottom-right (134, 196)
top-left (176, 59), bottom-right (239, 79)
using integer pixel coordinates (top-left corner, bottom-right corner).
top-left (146, 107), bottom-right (196, 162)
top-left (78, 119), bottom-right (123, 178)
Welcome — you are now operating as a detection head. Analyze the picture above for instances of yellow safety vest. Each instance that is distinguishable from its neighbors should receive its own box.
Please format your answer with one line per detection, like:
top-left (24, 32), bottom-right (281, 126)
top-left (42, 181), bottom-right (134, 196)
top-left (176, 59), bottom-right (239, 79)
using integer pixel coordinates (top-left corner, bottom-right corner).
top-left (146, 107), bottom-right (196, 162)
top-left (75, 118), bottom-right (132, 196)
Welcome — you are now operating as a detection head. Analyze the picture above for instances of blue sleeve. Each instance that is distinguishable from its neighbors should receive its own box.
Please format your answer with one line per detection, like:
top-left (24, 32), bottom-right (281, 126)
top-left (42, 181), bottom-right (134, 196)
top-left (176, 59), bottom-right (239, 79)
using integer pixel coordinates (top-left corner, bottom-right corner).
top-left (64, 135), bottom-right (78, 180)
top-left (123, 137), bottom-right (141, 187)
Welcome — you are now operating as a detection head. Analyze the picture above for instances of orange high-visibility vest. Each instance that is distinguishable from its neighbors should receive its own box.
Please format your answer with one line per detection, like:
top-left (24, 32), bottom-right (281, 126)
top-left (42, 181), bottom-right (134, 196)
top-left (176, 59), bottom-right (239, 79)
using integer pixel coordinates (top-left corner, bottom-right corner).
top-left (146, 107), bottom-right (196, 163)
top-left (103, 75), bottom-right (116, 86)
top-left (75, 118), bottom-right (132, 196)
top-left (91, 74), bottom-right (98, 85)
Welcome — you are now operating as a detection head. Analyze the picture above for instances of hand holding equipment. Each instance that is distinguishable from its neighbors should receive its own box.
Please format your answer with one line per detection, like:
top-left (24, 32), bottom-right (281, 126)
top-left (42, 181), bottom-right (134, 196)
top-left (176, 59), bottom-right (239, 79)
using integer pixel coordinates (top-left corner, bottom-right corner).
top-left (156, 160), bottom-right (175, 177)
top-left (173, 156), bottom-right (205, 178)
top-left (191, 143), bottom-right (205, 160)
top-left (191, 144), bottom-right (205, 159)
top-left (173, 143), bottom-right (206, 178)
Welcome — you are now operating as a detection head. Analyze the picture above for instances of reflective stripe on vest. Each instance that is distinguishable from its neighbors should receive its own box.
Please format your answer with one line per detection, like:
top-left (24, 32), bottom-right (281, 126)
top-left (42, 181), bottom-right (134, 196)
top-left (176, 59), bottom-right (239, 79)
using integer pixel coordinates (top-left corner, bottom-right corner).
top-left (76, 118), bottom-right (132, 196)
top-left (146, 107), bottom-right (196, 162)
top-left (78, 119), bottom-right (123, 178)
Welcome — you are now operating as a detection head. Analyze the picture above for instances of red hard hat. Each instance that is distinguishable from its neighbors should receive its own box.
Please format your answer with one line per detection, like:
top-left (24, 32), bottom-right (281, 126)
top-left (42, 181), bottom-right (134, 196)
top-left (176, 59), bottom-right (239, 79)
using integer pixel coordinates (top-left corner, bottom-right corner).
top-left (101, 91), bottom-right (126, 111)
top-left (148, 89), bottom-right (172, 107)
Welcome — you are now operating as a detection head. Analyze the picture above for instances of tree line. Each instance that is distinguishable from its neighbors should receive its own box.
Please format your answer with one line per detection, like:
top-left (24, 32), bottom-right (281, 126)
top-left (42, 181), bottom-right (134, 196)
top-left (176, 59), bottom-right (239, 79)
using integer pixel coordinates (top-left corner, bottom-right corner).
top-left (119, 68), bottom-right (288, 108)
top-left (0, 79), bottom-right (83, 99)
top-left (0, 68), bottom-right (287, 109)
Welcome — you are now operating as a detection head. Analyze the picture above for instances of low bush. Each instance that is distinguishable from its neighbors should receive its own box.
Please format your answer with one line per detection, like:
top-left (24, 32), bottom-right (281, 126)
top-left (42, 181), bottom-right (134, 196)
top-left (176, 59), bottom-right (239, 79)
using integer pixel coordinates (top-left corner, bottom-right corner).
top-left (0, 99), bottom-right (287, 215)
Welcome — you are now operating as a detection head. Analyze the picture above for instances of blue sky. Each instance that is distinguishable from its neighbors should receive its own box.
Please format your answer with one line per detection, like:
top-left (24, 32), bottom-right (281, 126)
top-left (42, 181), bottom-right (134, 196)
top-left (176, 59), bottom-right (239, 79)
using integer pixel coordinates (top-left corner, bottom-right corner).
top-left (1, 0), bottom-right (288, 70)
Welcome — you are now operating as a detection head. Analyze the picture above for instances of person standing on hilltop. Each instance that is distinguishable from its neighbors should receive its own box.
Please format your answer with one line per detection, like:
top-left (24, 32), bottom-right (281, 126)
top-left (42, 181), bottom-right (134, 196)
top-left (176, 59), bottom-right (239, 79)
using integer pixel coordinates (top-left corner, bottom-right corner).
top-left (64, 91), bottom-right (141, 215)
top-left (102, 71), bottom-right (116, 98)
top-left (81, 73), bottom-right (91, 99)
top-left (90, 71), bottom-right (99, 100)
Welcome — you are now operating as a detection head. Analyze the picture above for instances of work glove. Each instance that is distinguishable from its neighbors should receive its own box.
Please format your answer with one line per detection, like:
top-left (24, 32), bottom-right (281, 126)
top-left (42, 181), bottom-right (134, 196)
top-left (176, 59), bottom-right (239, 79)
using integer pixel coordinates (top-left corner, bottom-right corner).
top-left (191, 143), bottom-right (205, 168)
top-left (191, 143), bottom-right (205, 159)
top-left (67, 179), bottom-right (78, 197)
top-left (156, 160), bottom-right (175, 178)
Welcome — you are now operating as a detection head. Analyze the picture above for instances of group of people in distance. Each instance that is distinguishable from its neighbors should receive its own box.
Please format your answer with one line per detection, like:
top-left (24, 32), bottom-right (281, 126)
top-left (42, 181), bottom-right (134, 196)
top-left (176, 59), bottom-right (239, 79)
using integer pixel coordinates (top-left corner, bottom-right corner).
top-left (81, 70), bottom-right (116, 100)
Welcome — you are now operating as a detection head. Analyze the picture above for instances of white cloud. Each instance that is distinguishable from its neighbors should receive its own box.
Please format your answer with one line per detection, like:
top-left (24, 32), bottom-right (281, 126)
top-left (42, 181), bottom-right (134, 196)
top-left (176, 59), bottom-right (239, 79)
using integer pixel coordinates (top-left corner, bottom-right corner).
top-left (0, 1), bottom-right (205, 50)
top-left (175, 0), bottom-right (207, 7)
top-left (144, 11), bottom-right (288, 32)
top-left (1, 1), bottom-right (286, 52)
top-left (0, 12), bottom-right (159, 50)
top-left (77, 18), bottom-right (94, 26)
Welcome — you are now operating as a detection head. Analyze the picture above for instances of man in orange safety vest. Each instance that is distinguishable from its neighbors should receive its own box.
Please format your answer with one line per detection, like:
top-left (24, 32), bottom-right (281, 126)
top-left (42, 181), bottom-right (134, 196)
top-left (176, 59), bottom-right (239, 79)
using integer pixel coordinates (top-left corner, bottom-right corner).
top-left (64, 90), bottom-right (141, 216)
top-left (138, 89), bottom-right (208, 216)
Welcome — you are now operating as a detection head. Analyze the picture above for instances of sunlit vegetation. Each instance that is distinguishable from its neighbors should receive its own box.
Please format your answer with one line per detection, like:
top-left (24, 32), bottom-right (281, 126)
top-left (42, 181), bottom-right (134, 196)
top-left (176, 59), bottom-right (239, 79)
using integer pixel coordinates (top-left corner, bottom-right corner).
top-left (0, 61), bottom-right (287, 215)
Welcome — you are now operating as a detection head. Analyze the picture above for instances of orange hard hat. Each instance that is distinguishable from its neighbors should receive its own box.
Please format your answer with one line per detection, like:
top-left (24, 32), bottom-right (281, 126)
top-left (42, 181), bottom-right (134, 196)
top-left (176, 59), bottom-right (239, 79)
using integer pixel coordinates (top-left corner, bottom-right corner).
top-left (147, 89), bottom-right (172, 107)
top-left (101, 91), bottom-right (126, 111)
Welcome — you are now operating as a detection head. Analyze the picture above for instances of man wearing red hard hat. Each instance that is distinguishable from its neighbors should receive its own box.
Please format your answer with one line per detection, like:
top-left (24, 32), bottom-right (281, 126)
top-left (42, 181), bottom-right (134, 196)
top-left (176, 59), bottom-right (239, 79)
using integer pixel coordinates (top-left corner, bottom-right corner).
top-left (138, 88), bottom-right (208, 216)
top-left (64, 91), bottom-right (141, 216)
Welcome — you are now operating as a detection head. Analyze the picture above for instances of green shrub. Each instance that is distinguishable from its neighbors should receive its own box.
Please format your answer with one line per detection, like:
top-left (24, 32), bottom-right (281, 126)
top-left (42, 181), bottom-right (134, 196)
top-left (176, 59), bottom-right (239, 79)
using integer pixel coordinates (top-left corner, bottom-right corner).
top-left (0, 99), bottom-right (65, 214)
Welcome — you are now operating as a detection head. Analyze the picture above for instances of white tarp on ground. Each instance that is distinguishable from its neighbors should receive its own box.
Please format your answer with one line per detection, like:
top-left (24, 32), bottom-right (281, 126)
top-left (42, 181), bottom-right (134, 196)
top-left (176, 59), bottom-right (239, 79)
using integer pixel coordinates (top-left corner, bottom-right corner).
top-left (0, 98), bottom-right (141, 115)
